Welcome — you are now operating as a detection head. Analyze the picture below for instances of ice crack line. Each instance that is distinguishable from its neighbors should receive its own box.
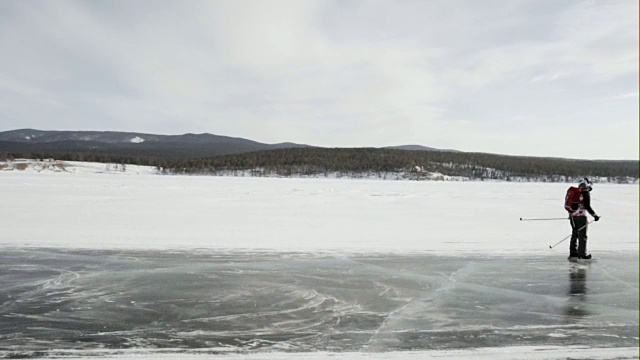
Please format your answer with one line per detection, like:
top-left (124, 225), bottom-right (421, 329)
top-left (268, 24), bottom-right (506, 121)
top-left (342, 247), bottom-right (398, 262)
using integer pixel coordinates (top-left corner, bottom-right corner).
top-left (41, 269), bottom-right (80, 289)
top-left (363, 262), bottom-right (478, 349)
top-left (364, 297), bottom-right (415, 348)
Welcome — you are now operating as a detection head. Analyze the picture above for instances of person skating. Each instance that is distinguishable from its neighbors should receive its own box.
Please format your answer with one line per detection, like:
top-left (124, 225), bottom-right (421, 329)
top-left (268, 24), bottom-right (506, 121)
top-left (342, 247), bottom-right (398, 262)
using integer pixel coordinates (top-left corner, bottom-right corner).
top-left (564, 178), bottom-right (600, 259)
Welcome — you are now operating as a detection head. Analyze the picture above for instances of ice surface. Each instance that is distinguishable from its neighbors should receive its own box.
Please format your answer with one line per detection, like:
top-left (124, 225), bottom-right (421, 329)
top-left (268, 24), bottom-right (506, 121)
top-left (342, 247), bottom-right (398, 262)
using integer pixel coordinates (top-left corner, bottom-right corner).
top-left (0, 249), bottom-right (637, 359)
top-left (0, 167), bottom-right (637, 359)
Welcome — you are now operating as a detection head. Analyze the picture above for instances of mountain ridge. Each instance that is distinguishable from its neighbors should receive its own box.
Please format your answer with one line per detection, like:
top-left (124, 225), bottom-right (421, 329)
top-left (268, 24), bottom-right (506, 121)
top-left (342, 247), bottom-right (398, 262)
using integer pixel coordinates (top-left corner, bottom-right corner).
top-left (0, 128), bottom-right (287, 146)
top-left (1, 129), bottom-right (637, 182)
top-left (0, 128), bottom-right (637, 162)
top-left (0, 128), bottom-right (458, 158)
top-left (0, 129), bottom-right (455, 153)
top-left (0, 128), bottom-right (312, 159)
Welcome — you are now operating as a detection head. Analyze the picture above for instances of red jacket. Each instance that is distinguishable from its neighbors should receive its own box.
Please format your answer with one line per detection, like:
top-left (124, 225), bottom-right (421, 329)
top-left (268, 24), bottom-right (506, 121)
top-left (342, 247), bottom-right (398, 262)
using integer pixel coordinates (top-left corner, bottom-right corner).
top-left (565, 187), bottom-right (596, 217)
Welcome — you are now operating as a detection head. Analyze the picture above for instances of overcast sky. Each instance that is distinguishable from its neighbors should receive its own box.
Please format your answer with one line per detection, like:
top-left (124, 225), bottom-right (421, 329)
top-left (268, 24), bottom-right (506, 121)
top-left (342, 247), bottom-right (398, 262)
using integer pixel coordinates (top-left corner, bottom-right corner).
top-left (0, 0), bottom-right (637, 160)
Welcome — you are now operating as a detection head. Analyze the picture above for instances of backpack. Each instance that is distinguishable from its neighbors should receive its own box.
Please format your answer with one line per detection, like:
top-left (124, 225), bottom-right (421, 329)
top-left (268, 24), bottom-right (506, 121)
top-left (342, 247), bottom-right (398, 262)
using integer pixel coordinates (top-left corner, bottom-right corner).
top-left (564, 186), bottom-right (582, 211)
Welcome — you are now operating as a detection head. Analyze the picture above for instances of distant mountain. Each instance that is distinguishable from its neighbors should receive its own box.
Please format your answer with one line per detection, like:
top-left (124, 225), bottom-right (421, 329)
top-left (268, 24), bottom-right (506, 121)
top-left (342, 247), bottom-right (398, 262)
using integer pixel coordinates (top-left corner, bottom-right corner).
top-left (0, 129), bottom-right (311, 160)
top-left (0, 129), bottom-right (305, 147)
top-left (384, 144), bottom-right (459, 152)
top-left (384, 144), bottom-right (437, 151)
top-left (0, 129), bottom-right (454, 160)
top-left (1, 129), bottom-right (637, 182)
top-left (0, 129), bottom-right (165, 144)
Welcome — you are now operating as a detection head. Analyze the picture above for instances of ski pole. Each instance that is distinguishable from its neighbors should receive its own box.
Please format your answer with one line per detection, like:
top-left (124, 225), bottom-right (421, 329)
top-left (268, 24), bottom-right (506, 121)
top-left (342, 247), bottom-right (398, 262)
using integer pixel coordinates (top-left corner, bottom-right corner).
top-left (520, 217), bottom-right (568, 221)
top-left (548, 220), bottom-right (595, 249)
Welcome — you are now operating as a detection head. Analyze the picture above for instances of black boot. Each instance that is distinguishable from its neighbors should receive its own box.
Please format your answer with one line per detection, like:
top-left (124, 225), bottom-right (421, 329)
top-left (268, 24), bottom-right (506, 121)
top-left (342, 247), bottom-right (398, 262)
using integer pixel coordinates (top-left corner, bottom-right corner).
top-left (579, 254), bottom-right (592, 260)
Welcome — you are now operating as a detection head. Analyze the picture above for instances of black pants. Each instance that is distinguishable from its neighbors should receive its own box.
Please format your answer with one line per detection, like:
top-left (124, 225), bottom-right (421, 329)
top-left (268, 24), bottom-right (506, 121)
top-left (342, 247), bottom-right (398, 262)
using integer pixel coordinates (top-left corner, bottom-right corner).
top-left (569, 216), bottom-right (588, 257)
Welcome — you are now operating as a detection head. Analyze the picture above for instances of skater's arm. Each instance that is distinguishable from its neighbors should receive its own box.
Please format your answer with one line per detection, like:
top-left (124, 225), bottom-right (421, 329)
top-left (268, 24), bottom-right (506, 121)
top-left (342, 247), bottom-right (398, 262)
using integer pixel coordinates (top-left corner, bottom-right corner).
top-left (581, 191), bottom-right (597, 216)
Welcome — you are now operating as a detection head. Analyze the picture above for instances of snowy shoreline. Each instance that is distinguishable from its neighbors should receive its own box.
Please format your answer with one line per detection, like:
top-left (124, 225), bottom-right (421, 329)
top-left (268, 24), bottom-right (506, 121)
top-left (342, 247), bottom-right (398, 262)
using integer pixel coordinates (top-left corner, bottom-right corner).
top-left (7, 346), bottom-right (638, 360)
top-left (1, 159), bottom-right (637, 184)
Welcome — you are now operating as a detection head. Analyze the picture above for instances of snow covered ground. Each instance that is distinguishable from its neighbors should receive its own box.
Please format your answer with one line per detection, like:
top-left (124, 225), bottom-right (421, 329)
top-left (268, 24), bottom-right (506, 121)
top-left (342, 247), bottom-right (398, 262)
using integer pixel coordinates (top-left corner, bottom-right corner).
top-left (0, 161), bottom-right (637, 254)
top-left (0, 161), bottom-right (638, 359)
top-left (0, 159), bottom-right (158, 175)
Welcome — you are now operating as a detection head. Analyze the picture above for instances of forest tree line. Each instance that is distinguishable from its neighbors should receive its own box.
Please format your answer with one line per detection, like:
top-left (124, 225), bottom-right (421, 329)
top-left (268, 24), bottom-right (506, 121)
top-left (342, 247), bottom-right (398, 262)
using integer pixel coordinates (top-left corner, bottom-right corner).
top-left (1, 147), bottom-right (638, 183)
top-left (163, 148), bottom-right (638, 183)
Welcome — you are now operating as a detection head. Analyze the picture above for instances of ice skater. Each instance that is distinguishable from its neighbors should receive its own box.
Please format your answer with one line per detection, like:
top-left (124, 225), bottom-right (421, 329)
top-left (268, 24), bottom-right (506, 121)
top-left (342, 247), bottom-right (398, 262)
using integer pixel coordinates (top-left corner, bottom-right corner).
top-left (564, 178), bottom-right (600, 259)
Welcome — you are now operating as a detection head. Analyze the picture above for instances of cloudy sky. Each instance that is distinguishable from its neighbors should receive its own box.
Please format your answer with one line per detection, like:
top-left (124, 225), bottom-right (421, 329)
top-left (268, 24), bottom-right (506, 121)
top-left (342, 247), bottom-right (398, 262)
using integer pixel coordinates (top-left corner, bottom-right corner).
top-left (0, 0), bottom-right (637, 160)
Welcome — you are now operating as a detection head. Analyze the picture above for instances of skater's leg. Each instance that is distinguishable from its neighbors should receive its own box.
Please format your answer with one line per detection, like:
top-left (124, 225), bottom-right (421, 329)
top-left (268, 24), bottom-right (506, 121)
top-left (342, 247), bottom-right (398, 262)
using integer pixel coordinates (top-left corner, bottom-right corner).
top-left (575, 216), bottom-right (589, 258)
top-left (569, 217), bottom-right (579, 257)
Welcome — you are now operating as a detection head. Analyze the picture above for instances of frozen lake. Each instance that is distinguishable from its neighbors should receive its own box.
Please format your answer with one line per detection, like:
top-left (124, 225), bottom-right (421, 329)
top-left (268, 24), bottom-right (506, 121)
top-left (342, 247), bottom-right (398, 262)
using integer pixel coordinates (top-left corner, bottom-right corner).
top-left (0, 248), bottom-right (637, 359)
top-left (0, 168), bottom-right (638, 359)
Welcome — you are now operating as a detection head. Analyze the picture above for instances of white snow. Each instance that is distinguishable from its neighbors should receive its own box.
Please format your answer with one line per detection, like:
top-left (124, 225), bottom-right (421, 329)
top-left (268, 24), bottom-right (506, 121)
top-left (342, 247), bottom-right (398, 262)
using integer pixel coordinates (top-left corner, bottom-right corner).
top-left (0, 159), bottom-right (157, 175)
top-left (1, 161), bottom-right (638, 359)
top-left (18, 346), bottom-right (639, 359)
top-left (130, 136), bottom-right (145, 143)
top-left (0, 162), bottom-right (636, 254)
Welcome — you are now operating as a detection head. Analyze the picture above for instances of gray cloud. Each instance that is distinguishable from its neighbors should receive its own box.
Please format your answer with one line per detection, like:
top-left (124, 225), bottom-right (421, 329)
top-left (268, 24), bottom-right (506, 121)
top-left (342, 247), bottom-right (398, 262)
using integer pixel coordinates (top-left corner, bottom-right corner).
top-left (0, 0), bottom-right (637, 159)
